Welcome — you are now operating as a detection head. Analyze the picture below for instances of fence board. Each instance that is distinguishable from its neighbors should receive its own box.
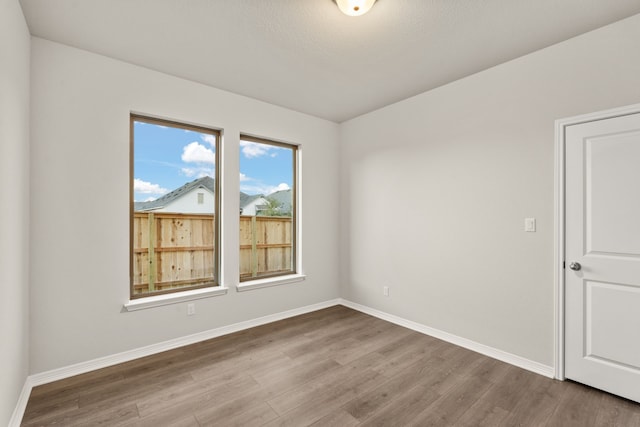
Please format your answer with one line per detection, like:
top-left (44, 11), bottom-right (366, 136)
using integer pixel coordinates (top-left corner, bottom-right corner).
top-left (240, 215), bottom-right (293, 279)
top-left (134, 213), bottom-right (292, 294)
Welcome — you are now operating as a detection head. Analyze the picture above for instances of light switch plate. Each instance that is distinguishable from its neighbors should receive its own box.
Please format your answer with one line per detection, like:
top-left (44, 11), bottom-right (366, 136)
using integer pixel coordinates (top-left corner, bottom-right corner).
top-left (525, 218), bottom-right (536, 232)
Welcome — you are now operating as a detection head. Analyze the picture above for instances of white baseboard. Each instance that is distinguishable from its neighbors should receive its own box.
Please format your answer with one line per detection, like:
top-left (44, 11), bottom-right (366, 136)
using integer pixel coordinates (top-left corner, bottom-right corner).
top-left (10, 298), bottom-right (341, 426)
top-left (29, 298), bottom-right (342, 388)
top-left (12, 297), bottom-right (555, 425)
top-left (8, 377), bottom-right (34, 427)
top-left (339, 298), bottom-right (555, 378)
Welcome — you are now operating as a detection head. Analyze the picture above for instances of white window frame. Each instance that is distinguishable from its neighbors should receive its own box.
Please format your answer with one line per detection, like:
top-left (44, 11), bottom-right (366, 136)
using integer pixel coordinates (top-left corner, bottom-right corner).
top-left (236, 135), bottom-right (304, 292)
top-left (126, 113), bottom-right (227, 310)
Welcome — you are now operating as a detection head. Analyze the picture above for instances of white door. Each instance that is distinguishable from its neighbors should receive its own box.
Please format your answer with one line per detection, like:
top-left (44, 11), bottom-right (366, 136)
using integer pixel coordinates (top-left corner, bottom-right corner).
top-left (565, 112), bottom-right (640, 403)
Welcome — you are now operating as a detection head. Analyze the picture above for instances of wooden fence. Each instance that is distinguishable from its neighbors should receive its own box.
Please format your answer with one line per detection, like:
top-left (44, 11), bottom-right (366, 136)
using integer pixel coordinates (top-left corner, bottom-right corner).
top-left (239, 215), bottom-right (293, 280)
top-left (132, 212), bottom-right (292, 294)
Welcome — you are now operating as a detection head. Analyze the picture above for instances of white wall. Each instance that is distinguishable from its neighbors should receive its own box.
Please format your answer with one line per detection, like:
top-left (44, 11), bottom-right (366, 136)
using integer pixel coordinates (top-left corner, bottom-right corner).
top-left (340, 13), bottom-right (640, 367)
top-left (29, 38), bottom-right (340, 373)
top-left (155, 187), bottom-right (215, 214)
top-left (0, 0), bottom-right (30, 423)
top-left (241, 197), bottom-right (268, 216)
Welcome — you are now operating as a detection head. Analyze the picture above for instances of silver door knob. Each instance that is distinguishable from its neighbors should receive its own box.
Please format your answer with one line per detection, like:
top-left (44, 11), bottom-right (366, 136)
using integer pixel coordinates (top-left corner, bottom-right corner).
top-left (569, 262), bottom-right (581, 271)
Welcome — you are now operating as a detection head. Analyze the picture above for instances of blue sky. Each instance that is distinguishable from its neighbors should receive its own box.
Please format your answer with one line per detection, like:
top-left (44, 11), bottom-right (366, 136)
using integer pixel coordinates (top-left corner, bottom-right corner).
top-left (133, 121), bottom-right (293, 202)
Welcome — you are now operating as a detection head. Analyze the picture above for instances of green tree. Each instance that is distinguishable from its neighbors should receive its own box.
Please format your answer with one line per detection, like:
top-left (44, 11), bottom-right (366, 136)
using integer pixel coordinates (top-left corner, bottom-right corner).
top-left (259, 197), bottom-right (291, 217)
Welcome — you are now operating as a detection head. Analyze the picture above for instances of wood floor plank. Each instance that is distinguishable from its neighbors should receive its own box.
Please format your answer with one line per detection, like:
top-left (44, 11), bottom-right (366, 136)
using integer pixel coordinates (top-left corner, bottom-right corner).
top-left (266, 366), bottom-right (383, 416)
top-left (188, 347), bottom-right (289, 382)
top-left (136, 373), bottom-right (257, 418)
top-left (332, 323), bottom-right (413, 366)
top-left (546, 381), bottom-right (605, 427)
top-left (300, 310), bottom-right (373, 341)
top-left (594, 392), bottom-right (640, 427)
top-left (411, 375), bottom-right (495, 426)
top-left (454, 363), bottom-right (538, 426)
top-left (21, 306), bottom-right (640, 427)
top-left (413, 344), bottom-right (487, 396)
top-left (121, 412), bottom-right (200, 427)
top-left (358, 384), bottom-right (441, 426)
top-left (78, 371), bottom-right (195, 409)
top-left (343, 354), bottom-right (448, 421)
top-left (495, 372), bottom-right (565, 427)
top-left (20, 399), bottom-right (80, 426)
top-left (23, 402), bottom-right (139, 427)
top-left (197, 400), bottom-right (278, 427)
top-left (189, 382), bottom-right (277, 425)
top-left (457, 405), bottom-right (510, 427)
top-left (371, 337), bottom-right (448, 379)
top-left (309, 409), bottom-right (360, 427)
top-left (27, 369), bottom-right (126, 400)
top-left (265, 369), bottom-right (387, 426)
top-left (251, 357), bottom-right (341, 392)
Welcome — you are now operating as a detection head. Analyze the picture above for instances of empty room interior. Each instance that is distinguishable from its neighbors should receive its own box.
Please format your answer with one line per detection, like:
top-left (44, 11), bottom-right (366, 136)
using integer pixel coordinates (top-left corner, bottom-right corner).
top-left (3, 0), bottom-right (640, 425)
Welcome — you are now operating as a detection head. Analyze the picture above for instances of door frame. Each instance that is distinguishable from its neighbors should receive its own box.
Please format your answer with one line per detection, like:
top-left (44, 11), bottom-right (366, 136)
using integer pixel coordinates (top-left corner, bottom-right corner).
top-left (554, 102), bottom-right (640, 380)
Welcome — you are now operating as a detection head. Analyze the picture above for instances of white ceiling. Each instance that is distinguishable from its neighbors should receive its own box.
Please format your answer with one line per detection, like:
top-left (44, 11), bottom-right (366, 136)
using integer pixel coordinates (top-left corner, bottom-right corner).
top-left (19, 0), bottom-right (640, 122)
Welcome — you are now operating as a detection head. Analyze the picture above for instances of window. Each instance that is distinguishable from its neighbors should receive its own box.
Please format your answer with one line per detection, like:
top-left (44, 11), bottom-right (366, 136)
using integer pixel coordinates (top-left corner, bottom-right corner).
top-left (130, 115), bottom-right (219, 298)
top-left (239, 135), bottom-right (297, 281)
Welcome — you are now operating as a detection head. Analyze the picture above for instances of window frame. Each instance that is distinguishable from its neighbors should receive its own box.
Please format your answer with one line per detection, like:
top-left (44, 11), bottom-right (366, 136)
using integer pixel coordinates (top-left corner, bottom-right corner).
top-left (238, 134), bottom-right (299, 283)
top-left (129, 114), bottom-right (221, 300)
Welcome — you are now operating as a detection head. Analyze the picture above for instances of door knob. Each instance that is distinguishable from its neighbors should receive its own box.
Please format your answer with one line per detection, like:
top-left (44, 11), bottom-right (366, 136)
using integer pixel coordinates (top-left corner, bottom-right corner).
top-left (569, 262), bottom-right (581, 271)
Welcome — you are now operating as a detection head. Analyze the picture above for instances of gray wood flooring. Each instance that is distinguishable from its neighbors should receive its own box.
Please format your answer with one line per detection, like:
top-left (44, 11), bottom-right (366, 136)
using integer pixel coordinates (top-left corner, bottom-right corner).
top-left (21, 305), bottom-right (640, 426)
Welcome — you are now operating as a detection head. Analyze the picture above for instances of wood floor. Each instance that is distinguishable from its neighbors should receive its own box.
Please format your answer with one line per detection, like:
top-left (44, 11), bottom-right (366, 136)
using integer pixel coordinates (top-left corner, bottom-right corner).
top-left (22, 305), bottom-right (640, 426)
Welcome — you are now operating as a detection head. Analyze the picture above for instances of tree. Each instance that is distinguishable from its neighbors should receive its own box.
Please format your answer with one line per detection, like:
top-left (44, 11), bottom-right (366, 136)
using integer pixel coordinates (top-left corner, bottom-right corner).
top-left (259, 197), bottom-right (291, 217)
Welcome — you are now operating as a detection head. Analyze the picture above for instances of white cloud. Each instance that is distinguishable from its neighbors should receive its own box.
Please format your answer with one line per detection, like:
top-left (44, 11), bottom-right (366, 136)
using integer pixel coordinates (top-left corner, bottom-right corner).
top-left (239, 173), bottom-right (250, 182)
top-left (134, 178), bottom-right (169, 195)
top-left (240, 182), bottom-right (290, 195)
top-left (182, 167), bottom-right (214, 179)
top-left (201, 134), bottom-right (217, 147)
top-left (240, 141), bottom-right (267, 158)
top-left (144, 196), bottom-right (156, 202)
top-left (239, 140), bottom-right (284, 159)
top-left (182, 141), bottom-right (215, 164)
top-left (182, 168), bottom-right (197, 178)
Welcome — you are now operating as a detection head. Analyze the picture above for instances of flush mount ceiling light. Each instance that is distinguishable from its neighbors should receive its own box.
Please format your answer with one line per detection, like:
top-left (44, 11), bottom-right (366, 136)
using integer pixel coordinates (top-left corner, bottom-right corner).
top-left (334, 0), bottom-right (377, 16)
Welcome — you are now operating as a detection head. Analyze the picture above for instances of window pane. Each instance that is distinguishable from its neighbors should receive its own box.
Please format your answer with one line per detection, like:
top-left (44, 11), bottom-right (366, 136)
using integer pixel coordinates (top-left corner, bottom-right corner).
top-left (239, 137), bottom-right (296, 280)
top-left (131, 116), bottom-right (218, 298)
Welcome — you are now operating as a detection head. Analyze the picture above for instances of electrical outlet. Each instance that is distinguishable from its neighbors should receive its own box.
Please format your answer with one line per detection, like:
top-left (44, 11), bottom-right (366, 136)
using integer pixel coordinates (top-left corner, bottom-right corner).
top-left (187, 303), bottom-right (195, 316)
top-left (383, 286), bottom-right (389, 296)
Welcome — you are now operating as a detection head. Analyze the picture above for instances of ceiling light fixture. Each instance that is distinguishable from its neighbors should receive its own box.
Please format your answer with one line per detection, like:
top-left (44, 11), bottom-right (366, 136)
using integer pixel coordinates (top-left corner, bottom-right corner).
top-left (334, 0), bottom-right (377, 17)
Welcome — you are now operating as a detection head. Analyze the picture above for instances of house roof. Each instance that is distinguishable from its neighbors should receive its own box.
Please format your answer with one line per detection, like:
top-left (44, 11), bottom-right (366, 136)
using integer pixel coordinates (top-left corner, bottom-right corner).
top-left (240, 192), bottom-right (265, 209)
top-left (267, 189), bottom-right (292, 213)
top-left (135, 177), bottom-right (291, 213)
top-left (135, 176), bottom-right (214, 211)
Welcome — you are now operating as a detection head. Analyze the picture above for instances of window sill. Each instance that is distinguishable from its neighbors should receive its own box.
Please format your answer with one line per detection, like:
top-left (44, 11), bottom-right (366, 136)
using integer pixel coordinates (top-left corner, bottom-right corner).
top-left (124, 286), bottom-right (228, 312)
top-left (236, 274), bottom-right (306, 292)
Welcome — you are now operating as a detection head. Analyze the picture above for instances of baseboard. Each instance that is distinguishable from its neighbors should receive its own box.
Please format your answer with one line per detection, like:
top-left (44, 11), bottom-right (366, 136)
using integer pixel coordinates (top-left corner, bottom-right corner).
top-left (339, 298), bottom-right (555, 378)
top-left (12, 296), bottom-right (555, 425)
top-left (8, 298), bottom-right (338, 425)
top-left (28, 298), bottom-right (341, 389)
top-left (8, 377), bottom-right (34, 427)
